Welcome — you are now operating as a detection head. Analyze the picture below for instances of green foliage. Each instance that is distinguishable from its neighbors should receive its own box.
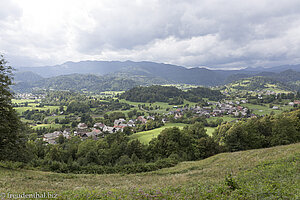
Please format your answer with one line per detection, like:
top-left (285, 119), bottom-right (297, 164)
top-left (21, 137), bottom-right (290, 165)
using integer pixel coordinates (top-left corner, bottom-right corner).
top-left (148, 123), bottom-right (219, 161)
top-left (214, 110), bottom-right (300, 151)
top-left (42, 90), bottom-right (87, 106)
top-left (120, 85), bottom-right (223, 103)
top-left (120, 85), bottom-right (183, 103)
top-left (66, 100), bottom-right (90, 113)
top-left (185, 87), bottom-right (224, 101)
top-left (0, 56), bottom-right (27, 162)
top-left (13, 73), bottom-right (140, 93)
top-left (225, 174), bottom-right (239, 190)
top-left (38, 144), bottom-right (300, 199)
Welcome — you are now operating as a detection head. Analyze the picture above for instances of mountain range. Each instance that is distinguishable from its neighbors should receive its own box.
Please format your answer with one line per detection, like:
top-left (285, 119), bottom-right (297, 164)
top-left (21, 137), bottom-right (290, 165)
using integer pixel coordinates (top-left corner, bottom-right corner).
top-left (13, 60), bottom-right (300, 92)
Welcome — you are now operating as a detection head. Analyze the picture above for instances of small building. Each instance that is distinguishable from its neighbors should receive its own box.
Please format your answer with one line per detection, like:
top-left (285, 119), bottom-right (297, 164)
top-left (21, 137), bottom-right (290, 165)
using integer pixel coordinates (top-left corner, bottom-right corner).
top-left (43, 131), bottom-right (62, 144)
top-left (137, 116), bottom-right (147, 124)
top-left (114, 118), bottom-right (126, 126)
top-left (82, 129), bottom-right (102, 140)
top-left (94, 123), bottom-right (105, 129)
top-left (78, 123), bottom-right (88, 129)
top-left (289, 102), bottom-right (295, 106)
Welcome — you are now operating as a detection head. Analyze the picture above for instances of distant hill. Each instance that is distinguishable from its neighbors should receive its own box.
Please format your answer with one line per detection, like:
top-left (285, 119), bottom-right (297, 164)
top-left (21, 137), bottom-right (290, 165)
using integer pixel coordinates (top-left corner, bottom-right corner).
top-left (17, 60), bottom-right (245, 86)
top-left (13, 60), bottom-right (300, 92)
top-left (225, 69), bottom-right (300, 91)
top-left (225, 76), bottom-right (293, 93)
top-left (13, 71), bottom-right (43, 83)
top-left (12, 74), bottom-right (141, 93)
top-left (244, 64), bottom-right (300, 72)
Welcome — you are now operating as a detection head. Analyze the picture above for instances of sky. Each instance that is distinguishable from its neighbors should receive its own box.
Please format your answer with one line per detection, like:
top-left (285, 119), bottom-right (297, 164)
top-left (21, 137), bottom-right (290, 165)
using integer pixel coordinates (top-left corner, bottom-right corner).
top-left (1, 0), bottom-right (300, 69)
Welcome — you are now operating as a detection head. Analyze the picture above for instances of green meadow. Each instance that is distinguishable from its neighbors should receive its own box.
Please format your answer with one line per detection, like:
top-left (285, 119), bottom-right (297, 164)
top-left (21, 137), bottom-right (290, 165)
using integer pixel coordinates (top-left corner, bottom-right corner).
top-left (31, 124), bottom-right (62, 130)
top-left (130, 123), bottom-right (187, 144)
top-left (14, 105), bottom-right (61, 115)
top-left (130, 123), bottom-right (216, 144)
top-left (0, 143), bottom-right (298, 199)
top-left (242, 103), bottom-right (292, 116)
top-left (207, 116), bottom-right (236, 122)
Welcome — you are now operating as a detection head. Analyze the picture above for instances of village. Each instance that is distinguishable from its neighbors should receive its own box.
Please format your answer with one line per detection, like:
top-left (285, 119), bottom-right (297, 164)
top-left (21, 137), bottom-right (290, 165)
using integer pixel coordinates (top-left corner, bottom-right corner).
top-left (41, 99), bottom-right (257, 144)
top-left (13, 90), bottom-right (300, 145)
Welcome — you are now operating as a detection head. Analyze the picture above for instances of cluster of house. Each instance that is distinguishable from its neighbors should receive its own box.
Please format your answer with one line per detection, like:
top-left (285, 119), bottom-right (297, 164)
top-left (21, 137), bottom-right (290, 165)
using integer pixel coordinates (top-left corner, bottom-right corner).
top-left (42, 116), bottom-right (153, 144)
top-left (257, 90), bottom-right (277, 96)
top-left (166, 100), bottom-right (250, 119)
top-left (43, 129), bottom-right (71, 144)
top-left (14, 93), bottom-right (45, 100)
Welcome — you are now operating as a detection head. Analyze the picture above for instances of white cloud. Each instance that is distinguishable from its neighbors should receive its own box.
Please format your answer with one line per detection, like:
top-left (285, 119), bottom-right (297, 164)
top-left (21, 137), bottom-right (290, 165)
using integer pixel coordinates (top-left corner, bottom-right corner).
top-left (1, 0), bottom-right (300, 68)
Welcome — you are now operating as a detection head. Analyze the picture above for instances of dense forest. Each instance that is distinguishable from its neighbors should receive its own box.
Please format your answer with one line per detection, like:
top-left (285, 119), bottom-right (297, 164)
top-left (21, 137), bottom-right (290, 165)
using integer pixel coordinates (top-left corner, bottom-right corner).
top-left (119, 85), bottom-right (224, 103)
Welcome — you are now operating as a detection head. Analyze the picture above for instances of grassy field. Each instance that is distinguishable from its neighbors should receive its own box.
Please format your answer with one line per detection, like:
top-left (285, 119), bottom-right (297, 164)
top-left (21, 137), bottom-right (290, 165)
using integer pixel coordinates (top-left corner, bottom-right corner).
top-left (207, 116), bottom-right (236, 122)
top-left (12, 99), bottom-right (67, 129)
top-left (13, 98), bottom-right (62, 115)
top-left (129, 123), bottom-right (187, 144)
top-left (242, 103), bottom-right (292, 116)
top-left (14, 105), bottom-right (61, 115)
top-left (130, 124), bottom-right (217, 144)
top-left (0, 143), bottom-right (299, 199)
top-left (205, 127), bottom-right (216, 136)
top-left (12, 99), bottom-right (40, 104)
top-left (31, 124), bottom-right (62, 130)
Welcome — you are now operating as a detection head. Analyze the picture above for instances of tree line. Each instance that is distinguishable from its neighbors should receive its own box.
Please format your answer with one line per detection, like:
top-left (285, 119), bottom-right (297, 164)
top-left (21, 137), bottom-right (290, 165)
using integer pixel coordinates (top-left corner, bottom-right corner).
top-left (119, 85), bottom-right (224, 103)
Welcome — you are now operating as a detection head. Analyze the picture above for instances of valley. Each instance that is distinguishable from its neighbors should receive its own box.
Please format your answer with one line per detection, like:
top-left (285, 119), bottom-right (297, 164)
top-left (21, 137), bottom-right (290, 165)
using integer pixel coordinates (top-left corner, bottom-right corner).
top-left (3, 60), bottom-right (300, 199)
top-left (2, 1), bottom-right (300, 199)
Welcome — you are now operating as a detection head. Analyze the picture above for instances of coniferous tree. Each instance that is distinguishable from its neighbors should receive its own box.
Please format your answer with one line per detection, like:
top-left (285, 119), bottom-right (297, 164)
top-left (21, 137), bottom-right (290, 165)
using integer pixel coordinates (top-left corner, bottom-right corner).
top-left (0, 55), bottom-right (26, 161)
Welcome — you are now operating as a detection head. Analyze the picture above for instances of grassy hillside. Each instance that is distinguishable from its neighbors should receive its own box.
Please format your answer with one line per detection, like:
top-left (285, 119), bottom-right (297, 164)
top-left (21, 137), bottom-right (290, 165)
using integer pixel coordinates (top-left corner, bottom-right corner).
top-left (0, 143), bottom-right (299, 199)
top-left (224, 76), bottom-right (293, 94)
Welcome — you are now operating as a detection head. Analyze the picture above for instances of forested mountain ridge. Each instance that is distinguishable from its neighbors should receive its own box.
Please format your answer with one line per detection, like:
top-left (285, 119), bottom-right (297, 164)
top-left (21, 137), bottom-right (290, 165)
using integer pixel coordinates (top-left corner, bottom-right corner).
top-left (13, 71), bottom-right (43, 83)
top-left (13, 61), bottom-right (300, 93)
top-left (12, 73), bottom-right (141, 93)
top-left (16, 60), bottom-right (245, 86)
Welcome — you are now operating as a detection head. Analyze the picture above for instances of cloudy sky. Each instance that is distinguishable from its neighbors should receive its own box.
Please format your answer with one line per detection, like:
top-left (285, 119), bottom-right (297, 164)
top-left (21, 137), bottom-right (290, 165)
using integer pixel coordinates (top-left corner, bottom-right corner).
top-left (1, 0), bottom-right (300, 69)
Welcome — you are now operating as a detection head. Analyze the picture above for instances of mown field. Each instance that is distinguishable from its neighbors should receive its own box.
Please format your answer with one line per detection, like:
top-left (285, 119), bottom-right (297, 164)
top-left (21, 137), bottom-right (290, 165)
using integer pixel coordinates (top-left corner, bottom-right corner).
top-left (0, 143), bottom-right (299, 199)
top-left (207, 116), bottom-right (236, 122)
top-left (129, 123), bottom-right (187, 144)
top-left (242, 103), bottom-right (292, 116)
top-left (130, 123), bottom-right (216, 144)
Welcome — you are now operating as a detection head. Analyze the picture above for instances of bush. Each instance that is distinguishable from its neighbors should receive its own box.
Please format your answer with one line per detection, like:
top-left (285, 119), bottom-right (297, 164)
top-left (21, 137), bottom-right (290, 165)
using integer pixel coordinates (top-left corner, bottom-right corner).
top-left (0, 161), bottom-right (25, 169)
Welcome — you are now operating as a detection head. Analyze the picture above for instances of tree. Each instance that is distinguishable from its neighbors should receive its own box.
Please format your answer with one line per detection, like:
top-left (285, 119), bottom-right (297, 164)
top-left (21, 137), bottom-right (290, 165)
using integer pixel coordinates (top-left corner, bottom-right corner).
top-left (0, 55), bottom-right (27, 161)
top-left (148, 127), bottom-right (193, 161)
